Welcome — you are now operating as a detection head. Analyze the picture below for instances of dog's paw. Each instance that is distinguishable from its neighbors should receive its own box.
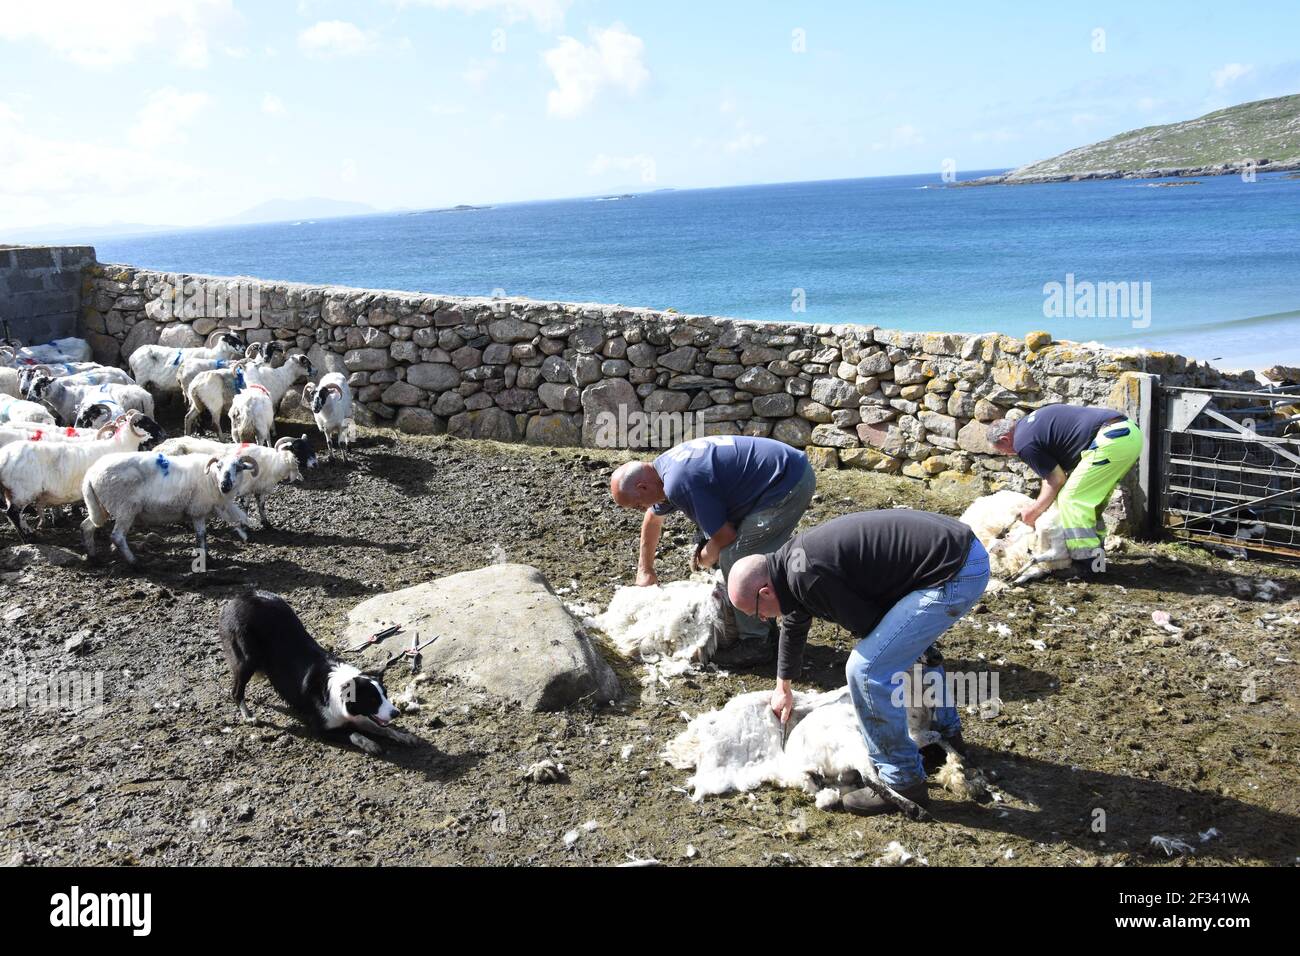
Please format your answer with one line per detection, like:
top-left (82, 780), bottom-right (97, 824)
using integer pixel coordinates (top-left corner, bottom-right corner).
top-left (349, 732), bottom-right (383, 755)
top-left (387, 727), bottom-right (419, 746)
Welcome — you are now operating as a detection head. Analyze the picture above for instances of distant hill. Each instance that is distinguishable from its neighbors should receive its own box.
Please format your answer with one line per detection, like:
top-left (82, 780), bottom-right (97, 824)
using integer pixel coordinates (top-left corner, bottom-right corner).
top-left (966, 93), bottom-right (1300, 185)
top-left (3, 221), bottom-right (184, 244)
top-left (208, 197), bottom-right (378, 226)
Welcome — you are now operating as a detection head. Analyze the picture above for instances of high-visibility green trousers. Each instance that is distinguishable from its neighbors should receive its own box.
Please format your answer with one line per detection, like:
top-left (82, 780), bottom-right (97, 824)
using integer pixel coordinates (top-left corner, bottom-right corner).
top-left (1058, 419), bottom-right (1143, 560)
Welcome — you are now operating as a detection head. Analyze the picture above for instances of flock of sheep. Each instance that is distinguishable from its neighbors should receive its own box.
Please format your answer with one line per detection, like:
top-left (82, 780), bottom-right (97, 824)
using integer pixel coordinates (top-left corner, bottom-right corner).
top-left (0, 334), bottom-right (356, 566)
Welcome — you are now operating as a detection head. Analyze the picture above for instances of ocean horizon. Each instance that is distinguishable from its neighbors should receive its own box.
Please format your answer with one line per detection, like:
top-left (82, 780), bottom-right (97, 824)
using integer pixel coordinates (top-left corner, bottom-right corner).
top-left (89, 168), bottom-right (1300, 372)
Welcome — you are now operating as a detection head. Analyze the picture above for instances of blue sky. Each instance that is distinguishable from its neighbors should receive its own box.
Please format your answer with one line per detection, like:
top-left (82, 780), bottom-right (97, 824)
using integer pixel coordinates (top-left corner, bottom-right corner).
top-left (1, 0), bottom-right (1297, 230)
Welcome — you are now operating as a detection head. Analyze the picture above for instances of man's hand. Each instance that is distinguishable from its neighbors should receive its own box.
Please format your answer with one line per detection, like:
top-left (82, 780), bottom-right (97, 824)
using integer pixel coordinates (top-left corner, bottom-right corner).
top-left (771, 679), bottom-right (794, 725)
top-left (691, 541), bottom-right (716, 572)
top-left (636, 568), bottom-right (658, 587)
top-left (1020, 504), bottom-right (1039, 529)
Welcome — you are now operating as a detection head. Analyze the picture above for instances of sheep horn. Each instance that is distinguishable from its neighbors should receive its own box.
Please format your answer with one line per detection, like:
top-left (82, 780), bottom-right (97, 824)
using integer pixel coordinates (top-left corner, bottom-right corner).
top-left (96, 423), bottom-right (116, 439)
top-left (205, 456), bottom-right (222, 474)
top-left (275, 437), bottom-right (293, 451)
top-left (237, 455), bottom-right (260, 476)
top-left (125, 409), bottom-right (142, 422)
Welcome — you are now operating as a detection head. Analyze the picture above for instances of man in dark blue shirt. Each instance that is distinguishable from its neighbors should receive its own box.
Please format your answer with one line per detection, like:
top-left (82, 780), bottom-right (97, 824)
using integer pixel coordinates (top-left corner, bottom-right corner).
top-left (610, 435), bottom-right (816, 666)
top-left (988, 404), bottom-right (1142, 577)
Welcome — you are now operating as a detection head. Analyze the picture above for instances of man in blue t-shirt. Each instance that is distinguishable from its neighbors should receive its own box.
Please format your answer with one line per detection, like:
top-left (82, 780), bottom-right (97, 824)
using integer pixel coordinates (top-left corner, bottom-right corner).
top-left (610, 435), bottom-right (816, 667)
top-left (987, 403), bottom-right (1143, 577)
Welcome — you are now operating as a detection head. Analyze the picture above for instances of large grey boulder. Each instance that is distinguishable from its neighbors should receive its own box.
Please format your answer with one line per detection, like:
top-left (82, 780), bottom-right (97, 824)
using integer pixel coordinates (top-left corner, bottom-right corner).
top-left (581, 377), bottom-right (642, 448)
top-left (345, 564), bottom-right (620, 711)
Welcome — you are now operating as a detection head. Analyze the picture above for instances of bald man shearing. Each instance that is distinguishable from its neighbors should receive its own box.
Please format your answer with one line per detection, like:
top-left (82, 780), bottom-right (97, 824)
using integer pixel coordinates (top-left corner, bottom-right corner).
top-left (610, 434), bottom-right (816, 668)
top-left (729, 510), bottom-right (989, 816)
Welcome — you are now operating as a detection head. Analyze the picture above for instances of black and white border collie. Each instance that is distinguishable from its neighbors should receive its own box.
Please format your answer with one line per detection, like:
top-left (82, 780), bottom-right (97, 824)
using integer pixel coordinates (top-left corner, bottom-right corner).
top-left (219, 589), bottom-right (415, 754)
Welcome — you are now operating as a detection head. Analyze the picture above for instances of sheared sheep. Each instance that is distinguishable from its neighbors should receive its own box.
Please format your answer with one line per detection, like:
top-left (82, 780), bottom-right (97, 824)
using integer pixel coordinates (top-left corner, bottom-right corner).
top-left (128, 332), bottom-right (244, 395)
top-left (229, 383), bottom-right (275, 445)
top-left (665, 670), bottom-right (985, 805)
top-left (155, 434), bottom-right (316, 529)
top-left (0, 411), bottom-right (164, 540)
top-left (80, 450), bottom-right (258, 566)
top-left (959, 490), bottom-right (1070, 586)
top-left (300, 373), bottom-right (354, 460)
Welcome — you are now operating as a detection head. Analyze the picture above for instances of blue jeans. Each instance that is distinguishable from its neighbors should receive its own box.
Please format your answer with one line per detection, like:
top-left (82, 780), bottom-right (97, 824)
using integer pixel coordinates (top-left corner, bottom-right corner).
top-left (845, 539), bottom-right (990, 787)
top-left (719, 464), bottom-right (817, 642)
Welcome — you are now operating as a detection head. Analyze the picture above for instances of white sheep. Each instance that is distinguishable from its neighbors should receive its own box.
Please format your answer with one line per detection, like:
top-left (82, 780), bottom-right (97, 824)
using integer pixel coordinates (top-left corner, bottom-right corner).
top-left (664, 688), bottom-right (876, 800)
top-left (6, 361), bottom-right (123, 399)
top-left (177, 342), bottom-right (266, 394)
top-left (229, 383), bottom-right (275, 446)
top-left (80, 450), bottom-right (258, 566)
top-left (155, 434), bottom-right (317, 529)
top-left (28, 374), bottom-right (155, 426)
top-left (0, 422), bottom-right (104, 449)
top-left (959, 490), bottom-right (1070, 585)
top-left (0, 393), bottom-right (56, 426)
top-left (300, 373), bottom-right (354, 460)
top-left (183, 360), bottom-right (267, 438)
top-left (6, 337), bottom-right (93, 365)
top-left (127, 332), bottom-right (245, 395)
top-left (243, 352), bottom-right (313, 408)
top-left (0, 411), bottom-right (163, 540)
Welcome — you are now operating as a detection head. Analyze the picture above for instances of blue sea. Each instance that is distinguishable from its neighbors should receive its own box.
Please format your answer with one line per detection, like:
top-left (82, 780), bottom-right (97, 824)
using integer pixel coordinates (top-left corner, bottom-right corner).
top-left (95, 170), bottom-right (1300, 371)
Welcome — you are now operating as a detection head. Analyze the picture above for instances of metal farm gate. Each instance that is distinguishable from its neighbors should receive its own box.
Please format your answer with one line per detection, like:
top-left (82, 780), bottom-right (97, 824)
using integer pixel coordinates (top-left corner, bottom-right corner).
top-left (1158, 385), bottom-right (1300, 558)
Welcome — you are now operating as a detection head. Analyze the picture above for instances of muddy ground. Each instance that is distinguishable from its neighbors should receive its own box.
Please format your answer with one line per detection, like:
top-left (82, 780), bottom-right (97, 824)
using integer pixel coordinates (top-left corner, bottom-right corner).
top-left (1, 410), bottom-right (1298, 867)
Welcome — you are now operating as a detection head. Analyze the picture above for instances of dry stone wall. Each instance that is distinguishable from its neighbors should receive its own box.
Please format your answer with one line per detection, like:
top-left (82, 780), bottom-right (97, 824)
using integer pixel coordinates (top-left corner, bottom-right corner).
top-left (79, 263), bottom-right (1256, 495)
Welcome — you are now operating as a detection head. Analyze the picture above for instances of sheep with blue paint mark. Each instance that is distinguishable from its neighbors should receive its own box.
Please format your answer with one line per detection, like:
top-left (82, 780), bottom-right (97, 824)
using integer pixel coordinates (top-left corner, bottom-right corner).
top-left (80, 448), bottom-right (259, 566)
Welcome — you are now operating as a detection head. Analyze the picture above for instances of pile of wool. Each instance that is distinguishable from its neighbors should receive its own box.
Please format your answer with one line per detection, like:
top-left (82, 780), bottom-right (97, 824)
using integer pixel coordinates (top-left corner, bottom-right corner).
top-left (959, 490), bottom-right (1070, 586)
top-left (585, 573), bottom-right (722, 666)
top-left (663, 687), bottom-right (873, 800)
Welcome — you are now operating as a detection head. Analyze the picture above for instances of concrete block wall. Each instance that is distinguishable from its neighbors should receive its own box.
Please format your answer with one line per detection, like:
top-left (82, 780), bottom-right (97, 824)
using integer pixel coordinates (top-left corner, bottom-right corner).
top-left (0, 245), bottom-right (96, 345)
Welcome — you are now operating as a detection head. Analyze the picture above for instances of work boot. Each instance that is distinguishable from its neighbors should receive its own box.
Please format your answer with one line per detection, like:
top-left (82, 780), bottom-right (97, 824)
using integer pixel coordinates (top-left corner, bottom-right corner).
top-left (921, 732), bottom-right (966, 774)
top-left (710, 633), bottom-right (777, 669)
top-left (1072, 556), bottom-right (1105, 580)
top-left (842, 780), bottom-right (931, 817)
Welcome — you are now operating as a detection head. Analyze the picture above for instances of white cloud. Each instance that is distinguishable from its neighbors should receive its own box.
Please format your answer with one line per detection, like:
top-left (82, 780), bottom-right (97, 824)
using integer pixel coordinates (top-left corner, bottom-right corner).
top-left (0, 94), bottom-right (208, 228)
top-left (262, 93), bottom-right (286, 115)
top-left (588, 152), bottom-right (656, 182)
top-left (129, 88), bottom-right (212, 149)
top-left (0, 0), bottom-right (234, 69)
top-left (391, 0), bottom-right (571, 31)
top-left (341, 158), bottom-right (358, 183)
top-left (1211, 62), bottom-right (1254, 89)
top-left (429, 102), bottom-right (467, 115)
top-left (298, 21), bottom-right (378, 59)
top-left (462, 57), bottom-right (498, 90)
top-left (724, 119), bottom-right (766, 154)
top-left (543, 24), bottom-right (648, 119)
top-left (871, 124), bottom-right (923, 151)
